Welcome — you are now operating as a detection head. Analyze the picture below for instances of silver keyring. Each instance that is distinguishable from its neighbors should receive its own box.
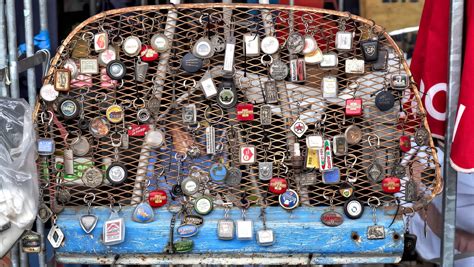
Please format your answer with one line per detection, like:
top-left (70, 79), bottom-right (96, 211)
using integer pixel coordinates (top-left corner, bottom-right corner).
top-left (367, 196), bottom-right (381, 208)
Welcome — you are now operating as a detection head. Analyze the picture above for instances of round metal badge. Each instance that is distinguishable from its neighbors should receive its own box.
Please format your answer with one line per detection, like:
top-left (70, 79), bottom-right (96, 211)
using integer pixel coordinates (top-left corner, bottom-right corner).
top-left (151, 33), bottom-right (170, 53)
top-left (278, 189), bottom-right (299, 210)
top-left (145, 129), bottom-right (165, 148)
top-left (181, 177), bottom-right (200, 196)
top-left (194, 196), bottom-right (213, 215)
top-left (217, 88), bottom-right (237, 109)
top-left (344, 198), bottom-right (364, 219)
top-left (58, 98), bottom-right (80, 120)
top-left (211, 35), bottom-right (225, 52)
top-left (122, 36), bottom-right (142, 57)
top-left (269, 59), bottom-right (288, 81)
top-left (192, 38), bottom-right (214, 59)
top-left (98, 46), bottom-right (117, 66)
top-left (345, 125), bottom-right (363, 145)
top-left (40, 84), bottom-right (59, 102)
top-left (375, 90), bottom-right (395, 112)
top-left (261, 36), bottom-right (279, 55)
top-left (89, 117), bottom-right (110, 138)
top-left (302, 35), bottom-right (317, 55)
top-left (63, 59), bottom-right (79, 79)
top-left (106, 104), bottom-right (124, 123)
top-left (106, 162), bottom-right (128, 185)
top-left (71, 136), bottom-right (90, 156)
top-left (209, 163), bottom-right (227, 183)
top-left (225, 166), bottom-right (242, 186)
top-left (106, 60), bottom-right (126, 80)
top-left (321, 211), bottom-right (344, 227)
top-left (137, 108), bottom-right (151, 123)
top-left (82, 166), bottom-right (103, 188)
top-left (181, 52), bottom-right (203, 73)
top-left (286, 32), bottom-right (305, 54)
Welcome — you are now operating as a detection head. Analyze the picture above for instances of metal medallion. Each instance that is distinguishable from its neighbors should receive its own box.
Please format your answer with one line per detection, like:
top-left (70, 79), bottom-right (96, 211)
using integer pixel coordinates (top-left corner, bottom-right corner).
top-left (278, 189), bottom-right (299, 210)
top-left (261, 36), bottom-right (279, 55)
top-left (217, 87), bottom-right (237, 109)
top-left (260, 104), bottom-right (272, 125)
top-left (367, 161), bottom-right (384, 183)
top-left (193, 37), bottom-right (215, 59)
top-left (106, 60), bottom-right (126, 80)
top-left (258, 161), bottom-right (273, 181)
top-left (80, 213), bottom-right (98, 234)
top-left (182, 104), bottom-right (197, 124)
top-left (181, 177), bottom-right (200, 196)
top-left (106, 162), bottom-right (128, 185)
top-left (171, 184), bottom-right (184, 197)
top-left (321, 211), bottom-right (344, 227)
top-left (137, 108), bottom-right (151, 123)
top-left (225, 166), bottom-right (242, 186)
top-left (71, 136), bottom-right (90, 156)
top-left (405, 179), bottom-right (418, 202)
top-left (122, 36), bottom-right (142, 57)
top-left (184, 215), bottom-right (204, 226)
top-left (414, 126), bottom-right (429, 146)
top-left (89, 117), bottom-right (110, 138)
top-left (286, 32), bottom-right (305, 54)
top-left (98, 46), bottom-right (117, 66)
top-left (375, 90), bottom-right (395, 112)
top-left (211, 35), bottom-right (226, 52)
top-left (144, 129), bottom-right (164, 148)
top-left (343, 198), bottom-right (364, 219)
top-left (147, 96), bottom-right (161, 116)
top-left (345, 125), bottom-right (363, 145)
top-left (37, 203), bottom-right (53, 223)
top-left (64, 58), bottom-right (79, 79)
top-left (82, 166), bottom-right (103, 188)
top-left (367, 225), bottom-right (385, 240)
top-left (269, 59), bottom-right (288, 81)
top-left (151, 33), bottom-right (170, 52)
top-left (392, 164), bottom-right (406, 178)
top-left (399, 135), bottom-right (412, 152)
top-left (47, 225), bottom-right (65, 248)
top-left (78, 118), bottom-right (90, 131)
top-left (263, 80), bottom-right (279, 104)
top-left (187, 145), bottom-right (201, 159)
top-left (21, 230), bottom-right (42, 253)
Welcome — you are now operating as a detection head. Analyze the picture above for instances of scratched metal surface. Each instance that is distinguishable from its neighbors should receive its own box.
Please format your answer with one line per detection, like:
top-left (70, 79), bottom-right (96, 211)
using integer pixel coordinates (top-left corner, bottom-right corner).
top-left (55, 206), bottom-right (403, 263)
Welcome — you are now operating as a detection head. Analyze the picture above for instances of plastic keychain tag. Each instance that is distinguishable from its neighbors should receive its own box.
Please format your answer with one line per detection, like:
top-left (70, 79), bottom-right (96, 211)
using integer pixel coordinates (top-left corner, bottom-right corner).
top-left (289, 58), bottom-right (306, 82)
top-left (322, 167), bottom-right (340, 184)
top-left (94, 32), bottom-right (108, 53)
top-left (305, 148), bottom-right (320, 169)
top-left (345, 98), bottom-right (363, 116)
top-left (335, 31), bottom-right (353, 51)
top-left (391, 74), bottom-right (410, 90)
top-left (103, 209), bottom-right (125, 245)
top-left (319, 140), bottom-right (333, 171)
top-left (236, 103), bottom-right (254, 121)
top-left (345, 58), bottom-right (365, 74)
top-left (244, 33), bottom-right (260, 57)
top-left (322, 76), bottom-right (338, 98)
top-left (257, 229), bottom-right (274, 246)
top-left (200, 72), bottom-right (218, 98)
top-left (320, 52), bottom-right (338, 68)
top-left (80, 58), bottom-right (99, 74)
top-left (54, 69), bottom-right (71, 92)
top-left (38, 138), bottom-right (55, 156)
top-left (381, 176), bottom-right (401, 193)
top-left (239, 145), bottom-right (256, 164)
top-left (223, 36), bottom-right (236, 73)
top-left (236, 215), bottom-right (253, 240)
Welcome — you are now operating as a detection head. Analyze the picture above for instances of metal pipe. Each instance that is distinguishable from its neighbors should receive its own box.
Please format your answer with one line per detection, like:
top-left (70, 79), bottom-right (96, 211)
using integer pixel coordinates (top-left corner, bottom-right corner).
top-left (6, 0), bottom-right (19, 98)
top-left (0, 0), bottom-right (9, 97)
top-left (36, 219), bottom-right (46, 267)
top-left (141, 0), bottom-right (148, 5)
top-left (89, 0), bottom-right (96, 17)
top-left (39, 0), bottom-right (48, 30)
top-left (441, 0), bottom-right (464, 266)
top-left (19, 248), bottom-right (28, 267)
top-left (24, 0), bottom-right (36, 106)
top-left (10, 243), bottom-right (19, 267)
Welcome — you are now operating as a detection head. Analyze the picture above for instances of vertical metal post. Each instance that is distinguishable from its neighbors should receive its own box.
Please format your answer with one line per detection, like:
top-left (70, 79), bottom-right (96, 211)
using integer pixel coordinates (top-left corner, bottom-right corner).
top-left (10, 243), bottom-right (20, 267)
top-left (19, 249), bottom-right (28, 267)
top-left (0, 0), bottom-right (9, 97)
top-left (24, 0), bottom-right (36, 106)
top-left (89, 0), bottom-right (96, 17)
top-left (441, 0), bottom-right (464, 266)
top-left (39, 0), bottom-right (48, 31)
top-left (141, 0), bottom-right (148, 5)
top-left (36, 219), bottom-right (46, 267)
top-left (5, 0), bottom-right (19, 98)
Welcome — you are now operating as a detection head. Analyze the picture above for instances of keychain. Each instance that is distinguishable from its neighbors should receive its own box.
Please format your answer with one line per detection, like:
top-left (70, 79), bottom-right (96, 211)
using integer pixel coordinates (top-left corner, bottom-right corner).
top-left (217, 203), bottom-right (235, 240)
top-left (148, 168), bottom-right (168, 208)
top-left (204, 104), bottom-right (224, 155)
top-left (193, 13), bottom-right (215, 59)
top-left (399, 110), bottom-right (412, 153)
top-left (414, 113), bottom-right (430, 146)
top-left (402, 207), bottom-right (417, 261)
top-left (171, 153), bottom-right (187, 197)
top-left (72, 32), bottom-right (93, 59)
top-left (360, 22), bottom-right (379, 62)
top-left (367, 197), bottom-right (385, 239)
top-left (103, 197), bottom-right (125, 245)
top-left (94, 22), bottom-right (109, 53)
top-left (257, 198), bottom-right (275, 246)
top-left (320, 190), bottom-right (344, 227)
top-left (269, 152), bottom-right (288, 194)
top-left (47, 215), bottom-right (65, 248)
top-left (239, 126), bottom-right (256, 165)
top-left (259, 136), bottom-right (273, 181)
top-left (332, 123), bottom-right (347, 156)
top-left (335, 16), bottom-right (353, 51)
top-left (290, 97), bottom-right (308, 138)
top-left (132, 180), bottom-right (155, 223)
top-left (106, 132), bottom-right (128, 185)
top-left (80, 193), bottom-right (98, 234)
top-left (236, 204), bottom-right (253, 240)
top-left (367, 134), bottom-right (384, 183)
top-left (391, 52), bottom-right (410, 90)
top-left (345, 81), bottom-right (363, 116)
top-left (404, 162), bottom-right (418, 202)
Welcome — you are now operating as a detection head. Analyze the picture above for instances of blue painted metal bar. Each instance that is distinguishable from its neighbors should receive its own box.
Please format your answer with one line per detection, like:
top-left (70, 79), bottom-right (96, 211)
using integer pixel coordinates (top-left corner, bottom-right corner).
top-left (55, 206), bottom-right (403, 264)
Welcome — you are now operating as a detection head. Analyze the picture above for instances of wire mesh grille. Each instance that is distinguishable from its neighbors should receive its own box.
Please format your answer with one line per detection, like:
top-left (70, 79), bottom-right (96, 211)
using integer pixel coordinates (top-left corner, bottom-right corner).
top-left (36, 4), bottom-right (441, 213)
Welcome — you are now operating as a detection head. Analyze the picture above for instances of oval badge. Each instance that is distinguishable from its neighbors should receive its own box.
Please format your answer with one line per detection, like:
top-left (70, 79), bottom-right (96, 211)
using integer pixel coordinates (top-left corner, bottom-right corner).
top-left (321, 211), bottom-right (344, 227)
top-left (184, 215), bottom-right (204, 226)
top-left (177, 224), bottom-right (199, 238)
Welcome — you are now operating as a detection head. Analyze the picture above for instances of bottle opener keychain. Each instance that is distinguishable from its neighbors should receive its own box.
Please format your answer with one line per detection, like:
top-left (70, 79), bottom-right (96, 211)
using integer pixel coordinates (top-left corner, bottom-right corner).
top-left (80, 193), bottom-right (98, 234)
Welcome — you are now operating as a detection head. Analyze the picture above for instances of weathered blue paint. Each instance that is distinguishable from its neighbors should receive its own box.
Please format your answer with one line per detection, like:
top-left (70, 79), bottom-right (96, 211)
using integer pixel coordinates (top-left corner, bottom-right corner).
top-left (55, 206), bottom-right (404, 263)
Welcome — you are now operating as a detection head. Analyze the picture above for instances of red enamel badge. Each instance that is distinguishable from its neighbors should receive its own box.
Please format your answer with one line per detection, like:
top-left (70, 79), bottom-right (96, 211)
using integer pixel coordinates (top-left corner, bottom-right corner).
top-left (345, 98), bottom-right (363, 116)
top-left (381, 176), bottom-right (401, 193)
top-left (128, 124), bottom-right (150, 137)
top-left (269, 177), bottom-right (288, 194)
top-left (140, 45), bottom-right (159, 62)
top-left (148, 189), bottom-right (168, 208)
top-left (236, 103), bottom-right (254, 121)
top-left (399, 135), bottom-right (411, 152)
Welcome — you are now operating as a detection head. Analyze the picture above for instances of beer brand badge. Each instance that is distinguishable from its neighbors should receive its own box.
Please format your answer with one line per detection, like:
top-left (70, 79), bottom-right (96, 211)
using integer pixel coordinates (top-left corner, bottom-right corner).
top-left (269, 177), bottom-right (288, 194)
top-left (127, 124), bottom-right (150, 137)
top-left (148, 189), bottom-right (168, 208)
top-left (239, 145), bottom-right (256, 164)
top-left (177, 224), bottom-right (199, 238)
top-left (236, 103), bottom-right (254, 121)
top-left (321, 211), bottom-right (344, 227)
top-left (381, 176), bottom-right (401, 193)
top-left (106, 104), bottom-right (124, 123)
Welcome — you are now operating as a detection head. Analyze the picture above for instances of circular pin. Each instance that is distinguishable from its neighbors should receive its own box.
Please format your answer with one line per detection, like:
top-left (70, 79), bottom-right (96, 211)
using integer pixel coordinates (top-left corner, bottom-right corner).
top-left (343, 198), bottom-right (364, 219)
top-left (261, 36), bottom-right (279, 55)
top-left (269, 177), bottom-right (288, 194)
top-left (345, 125), bottom-right (363, 145)
top-left (209, 163), bottom-right (227, 183)
top-left (286, 32), bottom-right (305, 54)
top-left (106, 104), bottom-right (124, 123)
top-left (181, 177), bottom-right (200, 196)
top-left (71, 136), bottom-right (90, 156)
top-left (106, 60), bottom-right (126, 80)
top-left (106, 162), bottom-right (128, 185)
top-left (63, 59), bottom-right (79, 79)
top-left (122, 36), bottom-right (142, 57)
top-left (151, 33), bottom-right (170, 53)
top-left (279, 189), bottom-right (299, 210)
top-left (375, 90), bottom-right (395, 111)
top-left (302, 35), bottom-right (318, 55)
top-left (140, 45), bottom-right (159, 62)
top-left (181, 52), bottom-right (203, 73)
top-left (82, 166), bottom-right (103, 188)
top-left (194, 196), bottom-right (213, 215)
top-left (40, 84), bottom-right (59, 102)
top-left (148, 189), bottom-right (168, 208)
top-left (58, 98), bottom-right (80, 120)
top-left (89, 117), bottom-right (110, 138)
top-left (211, 35), bottom-right (225, 52)
top-left (217, 88), bottom-right (237, 109)
top-left (269, 59), bottom-right (288, 81)
top-left (144, 129), bottom-right (165, 148)
top-left (98, 46), bottom-right (117, 66)
top-left (193, 38), bottom-right (214, 59)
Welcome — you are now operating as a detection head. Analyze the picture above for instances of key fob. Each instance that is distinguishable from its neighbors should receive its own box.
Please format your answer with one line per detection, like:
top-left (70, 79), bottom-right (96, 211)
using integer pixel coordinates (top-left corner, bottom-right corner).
top-left (402, 232), bottom-right (417, 261)
top-left (217, 74), bottom-right (237, 109)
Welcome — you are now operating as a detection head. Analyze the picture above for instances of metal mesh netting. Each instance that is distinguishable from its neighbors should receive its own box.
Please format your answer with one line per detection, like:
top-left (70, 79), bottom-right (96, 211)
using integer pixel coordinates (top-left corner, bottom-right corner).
top-left (36, 4), bottom-right (441, 213)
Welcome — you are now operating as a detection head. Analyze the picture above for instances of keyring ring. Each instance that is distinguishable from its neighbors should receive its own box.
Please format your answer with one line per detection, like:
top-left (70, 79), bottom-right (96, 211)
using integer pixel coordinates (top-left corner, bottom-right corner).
top-left (174, 152), bottom-right (187, 162)
top-left (323, 189), bottom-right (336, 200)
top-left (261, 54), bottom-right (273, 66)
top-left (183, 79), bottom-right (196, 89)
top-left (367, 196), bottom-right (381, 208)
top-left (273, 151), bottom-right (286, 163)
top-left (83, 192), bottom-right (96, 203)
top-left (344, 154), bottom-right (357, 168)
top-left (204, 104), bottom-right (224, 124)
